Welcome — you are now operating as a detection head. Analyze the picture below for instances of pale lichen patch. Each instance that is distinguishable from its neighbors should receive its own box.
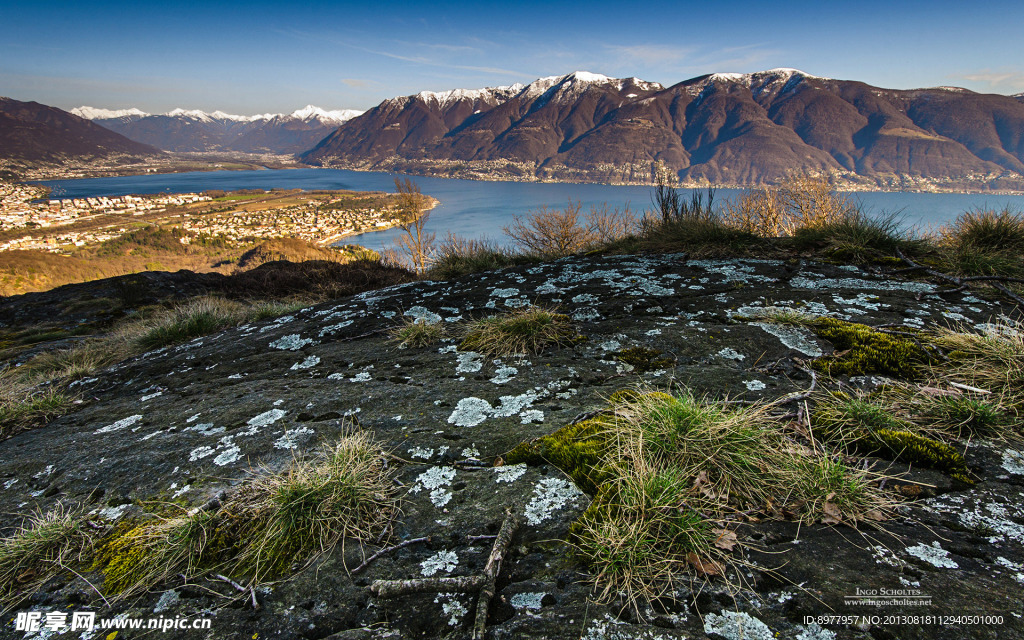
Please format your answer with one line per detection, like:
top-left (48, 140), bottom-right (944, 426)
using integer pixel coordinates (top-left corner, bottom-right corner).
top-left (95, 414), bottom-right (143, 435)
top-left (1002, 450), bottom-right (1024, 475)
top-left (703, 610), bottom-right (774, 640)
top-left (493, 463), bottom-right (528, 484)
top-left (270, 334), bottom-right (314, 350)
top-left (290, 355), bottom-right (320, 370)
top-left (905, 542), bottom-right (959, 569)
top-left (274, 427), bottom-right (315, 450)
top-left (524, 477), bottom-right (584, 525)
top-left (420, 550), bottom-right (458, 576)
top-left (509, 592), bottom-right (546, 610)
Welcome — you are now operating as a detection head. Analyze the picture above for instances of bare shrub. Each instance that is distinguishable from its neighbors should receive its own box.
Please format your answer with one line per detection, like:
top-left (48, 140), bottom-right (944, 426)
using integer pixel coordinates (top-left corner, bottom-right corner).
top-left (504, 199), bottom-right (637, 257)
top-left (722, 173), bottom-right (857, 237)
top-left (722, 187), bottom-right (785, 235)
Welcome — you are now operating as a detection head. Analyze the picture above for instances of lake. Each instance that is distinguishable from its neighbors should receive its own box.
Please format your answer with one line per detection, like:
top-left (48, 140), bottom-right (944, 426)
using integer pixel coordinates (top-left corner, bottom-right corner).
top-left (36, 169), bottom-right (1024, 253)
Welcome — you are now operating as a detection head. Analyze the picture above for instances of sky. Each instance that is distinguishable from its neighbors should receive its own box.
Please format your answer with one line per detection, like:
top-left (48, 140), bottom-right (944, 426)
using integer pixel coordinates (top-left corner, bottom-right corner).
top-left (2, 0), bottom-right (1023, 115)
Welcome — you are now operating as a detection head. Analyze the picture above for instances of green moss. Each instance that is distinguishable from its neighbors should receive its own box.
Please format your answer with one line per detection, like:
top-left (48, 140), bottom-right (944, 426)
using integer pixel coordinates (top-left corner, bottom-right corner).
top-left (614, 346), bottom-right (674, 373)
top-left (812, 395), bottom-right (973, 484)
top-left (93, 511), bottom-right (217, 596)
top-left (809, 318), bottom-right (930, 379)
top-left (506, 417), bottom-right (612, 495)
top-left (872, 429), bottom-right (973, 484)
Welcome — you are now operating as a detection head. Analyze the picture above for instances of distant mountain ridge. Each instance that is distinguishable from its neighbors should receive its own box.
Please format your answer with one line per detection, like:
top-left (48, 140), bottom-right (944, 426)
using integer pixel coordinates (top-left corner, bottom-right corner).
top-left (0, 97), bottom-right (163, 171)
top-left (75, 105), bottom-right (363, 154)
top-left (303, 69), bottom-right (1024, 189)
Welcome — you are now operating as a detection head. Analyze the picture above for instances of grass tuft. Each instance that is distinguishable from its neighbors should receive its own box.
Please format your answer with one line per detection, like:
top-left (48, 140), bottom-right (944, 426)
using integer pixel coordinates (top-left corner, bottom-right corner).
top-left (227, 433), bottom-right (398, 582)
top-left (511, 387), bottom-right (891, 614)
top-left (0, 386), bottom-right (77, 440)
top-left (812, 392), bottom-right (972, 483)
top-left (427, 234), bottom-right (538, 279)
top-left (390, 318), bottom-right (445, 349)
top-left (94, 431), bottom-right (398, 595)
top-left (135, 297), bottom-right (248, 350)
top-left (460, 306), bottom-right (577, 357)
top-left (931, 319), bottom-right (1024, 407)
top-left (0, 505), bottom-right (96, 612)
top-left (935, 207), bottom-right (1024, 277)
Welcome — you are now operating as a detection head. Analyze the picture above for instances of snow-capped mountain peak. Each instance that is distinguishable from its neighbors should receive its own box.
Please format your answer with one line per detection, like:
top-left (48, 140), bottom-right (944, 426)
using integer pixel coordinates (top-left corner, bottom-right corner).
top-left (522, 71), bottom-right (661, 101)
top-left (71, 106), bottom-right (150, 120)
top-left (411, 86), bottom-right (524, 108)
top-left (164, 108), bottom-right (215, 121)
top-left (289, 105), bottom-right (363, 122)
top-left (75, 105), bottom-right (361, 124)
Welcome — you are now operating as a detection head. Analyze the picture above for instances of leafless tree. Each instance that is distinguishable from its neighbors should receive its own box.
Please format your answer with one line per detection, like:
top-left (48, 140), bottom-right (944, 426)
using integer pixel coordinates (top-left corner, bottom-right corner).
top-left (391, 177), bottom-right (435, 274)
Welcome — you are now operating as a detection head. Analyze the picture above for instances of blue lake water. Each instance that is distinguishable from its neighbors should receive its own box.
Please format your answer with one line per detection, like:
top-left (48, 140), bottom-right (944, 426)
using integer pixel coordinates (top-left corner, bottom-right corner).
top-left (36, 169), bottom-right (1024, 253)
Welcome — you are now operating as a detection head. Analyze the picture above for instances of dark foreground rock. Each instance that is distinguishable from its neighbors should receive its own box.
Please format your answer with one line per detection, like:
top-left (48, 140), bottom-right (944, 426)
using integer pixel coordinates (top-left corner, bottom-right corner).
top-left (1, 254), bottom-right (1022, 639)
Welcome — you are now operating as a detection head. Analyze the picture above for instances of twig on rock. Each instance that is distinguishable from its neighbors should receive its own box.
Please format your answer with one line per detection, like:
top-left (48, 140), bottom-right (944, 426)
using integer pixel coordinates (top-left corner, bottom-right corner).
top-left (351, 537), bottom-right (430, 574)
top-left (370, 508), bottom-right (521, 640)
top-left (894, 248), bottom-right (1024, 307)
top-left (765, 368), bottom-right (817, 408)
top-left (213, 573), bottom-right (246, 593)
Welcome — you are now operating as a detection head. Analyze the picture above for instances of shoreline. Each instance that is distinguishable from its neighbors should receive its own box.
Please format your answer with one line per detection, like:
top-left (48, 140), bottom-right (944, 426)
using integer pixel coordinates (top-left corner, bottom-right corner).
top-left (316, 196), bottom-right (440, 247)
top-left (22, 164), bottom-right (1024, 197)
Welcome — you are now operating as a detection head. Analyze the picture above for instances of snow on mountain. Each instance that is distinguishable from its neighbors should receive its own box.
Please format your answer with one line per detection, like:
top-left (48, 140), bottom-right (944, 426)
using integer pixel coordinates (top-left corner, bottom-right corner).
top-left (71, 106), bottom-right (150, 120)
top-left (74, 105), bottom-right (360, 124)
top-left (522, 71), bottom-right (663, 100)
top-left (289, 105), bottom-right (363, 123)
top-left (406, 85), bottom-right (525, 108)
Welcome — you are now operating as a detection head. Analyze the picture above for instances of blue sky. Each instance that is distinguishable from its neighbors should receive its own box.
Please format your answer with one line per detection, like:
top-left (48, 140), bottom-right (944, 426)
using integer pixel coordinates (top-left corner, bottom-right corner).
top-left (2, 0), bottom-right (1022, 114)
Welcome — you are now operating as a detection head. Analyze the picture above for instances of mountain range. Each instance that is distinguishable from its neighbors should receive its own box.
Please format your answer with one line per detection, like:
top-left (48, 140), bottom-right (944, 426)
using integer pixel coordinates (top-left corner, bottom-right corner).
top-left (72, 105), bottom-right (363, 154)
top-left (303, 69), bottom-right (1024, 189)
top-left (0, 97), bottom-right (163, 171)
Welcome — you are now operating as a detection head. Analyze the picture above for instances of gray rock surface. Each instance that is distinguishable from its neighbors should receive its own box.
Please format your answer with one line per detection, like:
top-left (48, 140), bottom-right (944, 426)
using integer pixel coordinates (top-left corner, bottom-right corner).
top-left (2, 254), bottom-right (1022, 639)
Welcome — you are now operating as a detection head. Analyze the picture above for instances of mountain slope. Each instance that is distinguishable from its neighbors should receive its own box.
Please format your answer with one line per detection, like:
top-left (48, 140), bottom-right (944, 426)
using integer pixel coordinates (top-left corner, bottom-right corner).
top-left (75, 105), bottom-right (363, 154)
top-left (303, 70), bottom-right (1024, 188)
top-left (0, 97), bottom-right (163, 168)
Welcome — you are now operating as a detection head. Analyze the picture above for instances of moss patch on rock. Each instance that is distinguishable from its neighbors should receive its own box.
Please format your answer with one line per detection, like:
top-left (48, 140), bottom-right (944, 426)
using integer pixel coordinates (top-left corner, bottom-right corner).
top-left (809, 318), bottom-right (931, 378)
top-left (613, 346), bottom-right (674, 373)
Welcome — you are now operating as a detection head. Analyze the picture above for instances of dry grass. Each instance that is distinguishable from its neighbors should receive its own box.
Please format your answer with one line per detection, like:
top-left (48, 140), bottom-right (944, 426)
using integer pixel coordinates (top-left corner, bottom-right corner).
top-left (931, 319), bottom-right (1024, 407)
top-left (0, 385), bottom-right (77, 440)
top-left (572, 389), bottom-right (890, 613)
top-left (227, 432), bottom-right (398, 582)
top-left (95, 432), bottom-right (398, 596)
top-left (459, 306), bottom-right (577, 357)
top-left (390, 317), bottom-right (445, 348)
top-left (0, 505), bottom-right (96, 612)
top-left (134, 296), bottom-right (248, 350)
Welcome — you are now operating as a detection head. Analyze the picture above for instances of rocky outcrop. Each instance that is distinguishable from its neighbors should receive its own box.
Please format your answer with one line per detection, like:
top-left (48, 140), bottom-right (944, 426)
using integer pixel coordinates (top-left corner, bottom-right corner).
top-left (1, 254), bottom-right (1022, 639)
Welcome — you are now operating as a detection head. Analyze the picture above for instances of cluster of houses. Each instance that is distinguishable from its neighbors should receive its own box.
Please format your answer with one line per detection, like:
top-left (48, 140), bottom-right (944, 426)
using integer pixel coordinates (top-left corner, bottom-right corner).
top-left (180, 199), bottom-right (404, 245)
top-left (1, 181), bottom-right (412, 253)
top-left (1, 228), bottom-right (130, 253)
top-left (0, 185), bottom-right (212, 233)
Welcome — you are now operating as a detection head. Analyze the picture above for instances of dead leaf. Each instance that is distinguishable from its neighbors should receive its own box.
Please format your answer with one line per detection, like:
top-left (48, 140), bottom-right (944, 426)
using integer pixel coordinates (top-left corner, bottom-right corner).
top-left (863, 509), bottom-right (886, 521)
top-left (686, 552), bottom-right (722, 576)
top-left (822, 500), bottom-right (843, 525)
top-left (712, 528), bottom-right (738, 551)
